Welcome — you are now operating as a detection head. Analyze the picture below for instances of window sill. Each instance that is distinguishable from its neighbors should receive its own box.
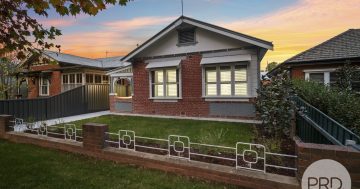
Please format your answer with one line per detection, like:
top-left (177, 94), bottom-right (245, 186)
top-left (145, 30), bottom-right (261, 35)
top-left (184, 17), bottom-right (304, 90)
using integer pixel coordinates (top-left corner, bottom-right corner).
top-left (149, 97), bottom-right (182, 102)
top-left (202, 96), bottom-right (252, 102)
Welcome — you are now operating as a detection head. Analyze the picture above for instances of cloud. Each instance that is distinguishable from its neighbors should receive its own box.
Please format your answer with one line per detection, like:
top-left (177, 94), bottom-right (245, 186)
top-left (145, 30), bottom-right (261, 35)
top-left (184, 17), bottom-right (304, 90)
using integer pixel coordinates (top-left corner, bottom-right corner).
top-left (217, 0), bottom-right (360, 69)
top-left (39, 18), bottom-right (77, 27)
top-left (104, 16), bottom-right (177, 31)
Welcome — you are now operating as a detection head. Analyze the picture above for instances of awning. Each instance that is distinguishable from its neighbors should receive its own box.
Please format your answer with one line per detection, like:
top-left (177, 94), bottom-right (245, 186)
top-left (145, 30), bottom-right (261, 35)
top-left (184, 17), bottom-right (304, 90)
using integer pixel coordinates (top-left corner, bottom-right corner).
top-left (145, 59), bottom-right (182, 69)
top-left (200, 54), bottom-right (251, 65)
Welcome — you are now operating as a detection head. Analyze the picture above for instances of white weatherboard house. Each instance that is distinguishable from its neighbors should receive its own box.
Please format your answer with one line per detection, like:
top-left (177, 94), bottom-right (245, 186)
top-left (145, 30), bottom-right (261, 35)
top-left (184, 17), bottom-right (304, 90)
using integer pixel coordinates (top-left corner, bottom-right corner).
top-left (108, 16), bottom-right (273, 118)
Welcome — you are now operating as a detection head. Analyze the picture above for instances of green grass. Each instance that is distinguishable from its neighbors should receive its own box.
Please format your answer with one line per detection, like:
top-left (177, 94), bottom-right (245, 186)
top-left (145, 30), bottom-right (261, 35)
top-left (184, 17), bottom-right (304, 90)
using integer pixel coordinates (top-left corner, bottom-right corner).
top-left (0, 140), bottom-right (240, 189)
top-left (64, 115), bottom-right (255, 147)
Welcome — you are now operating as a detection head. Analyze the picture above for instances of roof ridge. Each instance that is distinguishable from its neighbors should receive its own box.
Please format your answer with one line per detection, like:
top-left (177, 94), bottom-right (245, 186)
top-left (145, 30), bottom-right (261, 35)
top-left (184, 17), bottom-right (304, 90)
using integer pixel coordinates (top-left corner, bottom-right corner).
top-left (284, 29), bottom-right (356, 63)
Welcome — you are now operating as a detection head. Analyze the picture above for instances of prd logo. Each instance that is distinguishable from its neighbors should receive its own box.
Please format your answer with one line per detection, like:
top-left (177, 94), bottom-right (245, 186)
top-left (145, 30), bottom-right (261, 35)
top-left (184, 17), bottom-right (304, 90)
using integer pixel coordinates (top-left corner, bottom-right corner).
top-left (302, 159), bottom-right (351, 189)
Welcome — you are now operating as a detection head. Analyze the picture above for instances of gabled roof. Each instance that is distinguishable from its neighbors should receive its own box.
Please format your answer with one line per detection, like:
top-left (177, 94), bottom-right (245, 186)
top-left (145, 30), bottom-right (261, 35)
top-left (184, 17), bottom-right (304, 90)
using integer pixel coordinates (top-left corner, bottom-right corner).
top-left (121, 16), bottom-right (273, 62)
top-left (43, 51), bottom-right (127, 69)
top-left (285, 29), bottom-right (360, 64)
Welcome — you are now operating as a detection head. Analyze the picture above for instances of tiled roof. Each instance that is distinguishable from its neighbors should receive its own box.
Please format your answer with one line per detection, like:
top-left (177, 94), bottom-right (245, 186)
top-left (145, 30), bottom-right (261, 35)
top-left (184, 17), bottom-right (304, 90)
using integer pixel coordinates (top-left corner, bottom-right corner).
top-left (43, 51), bottom-right (127, 68)
top-left (285, 29), bottom-right (360, 64)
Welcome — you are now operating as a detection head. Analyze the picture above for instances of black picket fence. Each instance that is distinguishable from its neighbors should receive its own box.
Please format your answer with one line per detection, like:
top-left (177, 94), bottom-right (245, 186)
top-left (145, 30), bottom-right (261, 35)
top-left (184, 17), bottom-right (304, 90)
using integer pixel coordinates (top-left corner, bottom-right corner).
top-left (0, 84), bottom-right (109, 121)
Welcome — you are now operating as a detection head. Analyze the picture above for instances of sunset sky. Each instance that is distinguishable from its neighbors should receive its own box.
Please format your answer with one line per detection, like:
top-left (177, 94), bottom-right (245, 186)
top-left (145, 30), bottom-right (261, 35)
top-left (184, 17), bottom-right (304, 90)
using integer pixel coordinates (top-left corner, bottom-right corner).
top-left (34, 0), bottom-right (360, 70)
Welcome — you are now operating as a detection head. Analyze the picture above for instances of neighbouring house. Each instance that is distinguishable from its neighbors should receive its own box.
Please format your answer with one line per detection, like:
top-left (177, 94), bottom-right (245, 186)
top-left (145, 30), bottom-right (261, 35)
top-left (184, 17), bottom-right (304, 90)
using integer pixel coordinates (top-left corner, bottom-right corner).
top-left (108, 16), bottom-right (273, 118)
top-left (18, 51), bottom-right (122, 99)
top-left (269, 29), bottom-right (360, 91)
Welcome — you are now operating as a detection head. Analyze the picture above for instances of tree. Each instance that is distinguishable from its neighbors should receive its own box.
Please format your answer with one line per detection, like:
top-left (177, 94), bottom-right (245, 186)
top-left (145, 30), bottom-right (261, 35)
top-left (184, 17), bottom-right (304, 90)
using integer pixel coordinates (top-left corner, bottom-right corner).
top-left (256, 69), bottom-right (295, 138)
top-left (0, 0), bottom-right (131, 60)
top-left (0, 57), bottom-right (19, 99)
top-left (335, 61), bottom-right (360, 92)
top-left (266, 62), bottom-right (278, 72)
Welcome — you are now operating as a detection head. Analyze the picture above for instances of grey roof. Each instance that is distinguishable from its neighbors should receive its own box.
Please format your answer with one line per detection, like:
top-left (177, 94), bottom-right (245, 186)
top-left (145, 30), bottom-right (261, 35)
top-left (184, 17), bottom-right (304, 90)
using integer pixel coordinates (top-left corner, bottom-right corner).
top-left (285, 29), bottom-right (360, 64)
top-left (121, 16), bottom-right (273, 61)
top-left (43, 51), bottom-right (127, 69)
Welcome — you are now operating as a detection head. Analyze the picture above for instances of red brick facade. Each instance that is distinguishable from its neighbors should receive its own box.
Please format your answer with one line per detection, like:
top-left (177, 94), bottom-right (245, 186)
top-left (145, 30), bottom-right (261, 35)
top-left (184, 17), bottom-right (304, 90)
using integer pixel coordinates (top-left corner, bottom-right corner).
top-left (27, 64), bottom-right (62, 99)
top-left (289, 62), bottom-right (359, 79)
top-left (130, 54), bottom-right (255, 118)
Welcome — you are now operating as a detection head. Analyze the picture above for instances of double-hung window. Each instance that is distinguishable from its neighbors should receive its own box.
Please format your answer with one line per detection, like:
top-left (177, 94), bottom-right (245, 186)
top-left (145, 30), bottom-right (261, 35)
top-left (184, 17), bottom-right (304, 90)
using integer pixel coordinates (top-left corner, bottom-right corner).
top-left (151, 68), bottom-right (179, 98)
top-left (204, 65), bottom-right (247, 97)
top-left (39, 77), bottom-right (50, 96)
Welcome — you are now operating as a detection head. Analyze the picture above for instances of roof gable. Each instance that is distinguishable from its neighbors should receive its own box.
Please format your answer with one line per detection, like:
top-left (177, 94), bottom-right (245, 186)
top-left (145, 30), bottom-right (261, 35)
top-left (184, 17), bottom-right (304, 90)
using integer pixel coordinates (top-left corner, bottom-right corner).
top-left (122, 16), bottom-right (273, 61)
top-left (285, 29), bottom-right (360, 64)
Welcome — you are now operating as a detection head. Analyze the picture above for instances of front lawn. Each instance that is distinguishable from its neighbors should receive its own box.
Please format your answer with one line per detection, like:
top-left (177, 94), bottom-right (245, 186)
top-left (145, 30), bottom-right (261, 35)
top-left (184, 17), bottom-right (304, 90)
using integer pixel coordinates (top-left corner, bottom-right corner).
top-left (0, 140), bottom-right (239, 189)
top-left (65, 115), bottom-right (255, 147)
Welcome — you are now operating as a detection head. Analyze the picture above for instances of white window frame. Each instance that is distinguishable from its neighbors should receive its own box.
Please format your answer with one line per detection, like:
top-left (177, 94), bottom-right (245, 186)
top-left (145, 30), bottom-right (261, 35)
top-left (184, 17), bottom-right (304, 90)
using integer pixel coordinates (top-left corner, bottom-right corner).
top-left (39, 77), bottom-right (50, 96)
top-left (304, 68), bottom-right (336, 85)
top-left (149, 67), bottom-right (182, 100)
top-left (202, 64), bottom-right (248, 98)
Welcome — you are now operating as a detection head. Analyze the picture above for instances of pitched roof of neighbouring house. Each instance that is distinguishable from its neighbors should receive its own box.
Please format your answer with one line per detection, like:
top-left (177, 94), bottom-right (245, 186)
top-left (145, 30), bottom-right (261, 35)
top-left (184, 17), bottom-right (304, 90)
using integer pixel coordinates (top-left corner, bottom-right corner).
top-left (121, 16), bottom-right (273, 62)
top-left (285, 29), bottom-right (360, 64)
top-left (43, 51), bottom-right (128, 69)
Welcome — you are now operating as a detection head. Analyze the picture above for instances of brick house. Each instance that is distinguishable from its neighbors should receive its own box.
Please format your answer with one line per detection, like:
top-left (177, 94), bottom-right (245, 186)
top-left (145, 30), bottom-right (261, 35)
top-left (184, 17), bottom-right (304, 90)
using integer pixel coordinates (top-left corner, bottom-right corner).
top-left (269, 29), bottom-right (360, 91)
top-left (109, 16), bottom-right (273, 118)
top-left (19, 51), bottom-right (122, 99)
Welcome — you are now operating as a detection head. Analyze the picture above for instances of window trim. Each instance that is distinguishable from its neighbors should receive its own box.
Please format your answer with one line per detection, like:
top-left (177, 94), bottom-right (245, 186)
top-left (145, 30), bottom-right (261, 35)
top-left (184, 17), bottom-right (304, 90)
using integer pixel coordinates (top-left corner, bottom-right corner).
top-left (39, 77), bottom-right (50, 96)
top-left (149, 67), bottom-right (182, 100)
top-left (202, 63), bottom-right (249, 98)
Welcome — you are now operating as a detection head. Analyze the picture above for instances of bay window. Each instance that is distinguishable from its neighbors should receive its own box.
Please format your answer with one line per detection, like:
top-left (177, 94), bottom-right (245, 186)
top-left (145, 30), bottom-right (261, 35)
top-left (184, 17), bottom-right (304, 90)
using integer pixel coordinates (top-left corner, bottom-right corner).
top-left (151, 68), bottom-right (179, 98)
top-left (204, 65), bottom-right (247, 97)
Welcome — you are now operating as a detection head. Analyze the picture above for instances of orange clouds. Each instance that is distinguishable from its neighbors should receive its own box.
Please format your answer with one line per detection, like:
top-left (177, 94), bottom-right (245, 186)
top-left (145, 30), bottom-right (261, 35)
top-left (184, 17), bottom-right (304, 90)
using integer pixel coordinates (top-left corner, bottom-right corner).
top-left (104, 16), bottom-right (177, 31)
top-left (218, 0), bottom-right (360, 69)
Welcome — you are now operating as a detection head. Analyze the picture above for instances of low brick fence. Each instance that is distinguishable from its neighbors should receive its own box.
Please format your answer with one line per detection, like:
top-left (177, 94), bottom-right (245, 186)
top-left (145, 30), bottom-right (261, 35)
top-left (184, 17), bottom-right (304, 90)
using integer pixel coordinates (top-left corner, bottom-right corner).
top-left (294, 137), bottom-right (360, 188)
top-left (0, 115), bottom-right (299, 189)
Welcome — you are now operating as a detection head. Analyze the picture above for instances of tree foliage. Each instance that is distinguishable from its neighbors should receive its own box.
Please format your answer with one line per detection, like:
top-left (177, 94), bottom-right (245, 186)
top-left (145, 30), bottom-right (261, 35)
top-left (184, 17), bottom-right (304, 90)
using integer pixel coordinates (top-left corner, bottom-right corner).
top-left (266, 62), bottom-right (278, 72)
top-left (335, 61), bottom-right (360, 92)
top-left (0, 57), bottom-right (20, 99)
top-left (256, 69), bottom-right (295, 138)
top-left (0, 0), bottom-right (131, 59)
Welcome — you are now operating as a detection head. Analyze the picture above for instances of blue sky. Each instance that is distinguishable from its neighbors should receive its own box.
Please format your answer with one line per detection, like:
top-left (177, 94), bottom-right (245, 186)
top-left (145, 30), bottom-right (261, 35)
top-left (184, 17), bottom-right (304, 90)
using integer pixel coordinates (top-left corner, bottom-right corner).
top-left (33, 0), bottom-right (360, 69)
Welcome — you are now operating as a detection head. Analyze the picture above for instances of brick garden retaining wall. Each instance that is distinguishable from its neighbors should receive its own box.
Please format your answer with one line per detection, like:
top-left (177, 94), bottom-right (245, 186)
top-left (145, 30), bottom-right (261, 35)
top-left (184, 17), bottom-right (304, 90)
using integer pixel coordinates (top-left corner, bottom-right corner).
top-left (294, 137), bottom-right (360, 188)
top-left (0, 115), bottom-right (298, 189)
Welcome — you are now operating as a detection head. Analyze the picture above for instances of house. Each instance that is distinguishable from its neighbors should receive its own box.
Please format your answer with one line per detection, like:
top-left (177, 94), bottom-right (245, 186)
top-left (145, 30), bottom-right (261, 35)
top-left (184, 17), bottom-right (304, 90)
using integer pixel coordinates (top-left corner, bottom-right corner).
top-left (19, 51), bottom-right (123, 98)
top-left (108, 16), bottom-right (273, 118)
top-left (268, 29), bottom-right (360, 91)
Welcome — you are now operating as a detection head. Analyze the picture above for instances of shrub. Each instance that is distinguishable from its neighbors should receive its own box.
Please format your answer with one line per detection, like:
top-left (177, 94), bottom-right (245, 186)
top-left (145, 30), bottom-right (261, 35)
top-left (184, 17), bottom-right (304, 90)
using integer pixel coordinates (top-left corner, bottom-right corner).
top-left (293, 79), bottom-right (360, 135)
top-left (256, 70), bottom-right (295, 138)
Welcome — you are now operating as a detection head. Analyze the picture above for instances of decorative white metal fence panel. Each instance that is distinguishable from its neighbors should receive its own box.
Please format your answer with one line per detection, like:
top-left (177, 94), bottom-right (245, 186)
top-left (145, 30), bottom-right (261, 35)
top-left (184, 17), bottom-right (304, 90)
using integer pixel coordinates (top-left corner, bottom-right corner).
top-left (105, 129), bottom-right (297, 175)
top-left (10, 118), bottom-right (82, 142)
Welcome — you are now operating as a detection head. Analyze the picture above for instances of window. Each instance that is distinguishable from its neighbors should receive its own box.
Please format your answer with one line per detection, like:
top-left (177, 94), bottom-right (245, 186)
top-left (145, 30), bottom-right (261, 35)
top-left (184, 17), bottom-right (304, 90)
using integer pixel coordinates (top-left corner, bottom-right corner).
top-left (95, 74), bottom-right (102, 84)
top-left (151, 68), bottom-right (179, 98)
top-left (39, 77), bottom-right (49, 96)
top-left (204, 65), bottom-right (247, 97)
top-left (102, 75), bottom-right (109, 84)
top-left (309, 73), bottom-right (324, 83)
top-left (62, 74), bottom-right (68, 84)
top-left (76, 74), bottom-right (82, 84)
top-left (86, 74), bottom-right (94, 83)
top-left (69, 74), bottom-right (75, 83)
top-left (178, 28), bottom-right (196, 45)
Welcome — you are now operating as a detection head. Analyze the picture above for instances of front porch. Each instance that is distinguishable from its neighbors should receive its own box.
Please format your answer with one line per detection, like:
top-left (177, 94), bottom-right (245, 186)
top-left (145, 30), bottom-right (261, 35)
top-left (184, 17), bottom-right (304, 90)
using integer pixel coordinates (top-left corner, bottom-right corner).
top-left (108, 66), bottom-right (133, 113)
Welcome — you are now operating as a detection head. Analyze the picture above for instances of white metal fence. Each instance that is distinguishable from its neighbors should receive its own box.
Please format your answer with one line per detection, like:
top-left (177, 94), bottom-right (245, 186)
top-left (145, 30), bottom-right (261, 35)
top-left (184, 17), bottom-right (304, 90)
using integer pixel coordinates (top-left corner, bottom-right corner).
top-left (10, 118), bottom-right (297, 175)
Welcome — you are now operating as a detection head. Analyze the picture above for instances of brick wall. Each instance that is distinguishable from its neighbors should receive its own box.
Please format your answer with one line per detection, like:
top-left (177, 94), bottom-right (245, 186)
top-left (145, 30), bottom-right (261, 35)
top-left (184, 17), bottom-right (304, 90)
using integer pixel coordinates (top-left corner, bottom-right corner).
top-left (50, 71), bottom-right (61, 96)
top-left (27, 77), bottom-right (39, 99)
top-left (290, 63), bottom-right (354, 79)
top-left (132, 54), bottom-right (253, 118)
top-left (295, 137), bottom-right (360, 188)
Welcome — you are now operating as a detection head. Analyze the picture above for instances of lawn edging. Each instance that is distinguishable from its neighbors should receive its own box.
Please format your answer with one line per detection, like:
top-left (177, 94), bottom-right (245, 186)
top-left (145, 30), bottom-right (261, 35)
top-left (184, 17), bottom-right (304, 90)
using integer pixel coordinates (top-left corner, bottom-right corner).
top-left (0, 116), bottom-right (299, 189)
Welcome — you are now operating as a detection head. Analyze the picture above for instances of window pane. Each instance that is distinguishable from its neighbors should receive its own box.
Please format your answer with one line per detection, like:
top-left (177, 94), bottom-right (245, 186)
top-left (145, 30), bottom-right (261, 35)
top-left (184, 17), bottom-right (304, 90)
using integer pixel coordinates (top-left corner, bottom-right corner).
top-left (94, 75), bottom-right (102, 83)
top-left (205, 67), bottom-right (217, 82)
top-left (220, 84), bottom-right (231, 96)
top-left (235, 67), bottom-right (247, 81)
top-left (69, 74), bottom-right (75, 83)
top-left (76, 74), bottom-right (82, 84)
top-left (166, 69), bottom-right (177, 83)
top-left (309, 73), bottom-right (324, 83)
top-left (86, 74), bottom-right (93, 83)
top-left (154, 70), bottom-right (163, 83)
top-left (102, 75), bottom-right (109, 84)
top-left (63, 75), bottom-right (68, 84)
top-left (235, 83), bottom-right (247, 96)
top-left (206, 84), bottom-right (217, 96)
top-left (154, 84), bottom-right (164, 97)
top-left (220, 66), bottom-right (231, 82)
top-left (166, 84), bottom-right (178, 97)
